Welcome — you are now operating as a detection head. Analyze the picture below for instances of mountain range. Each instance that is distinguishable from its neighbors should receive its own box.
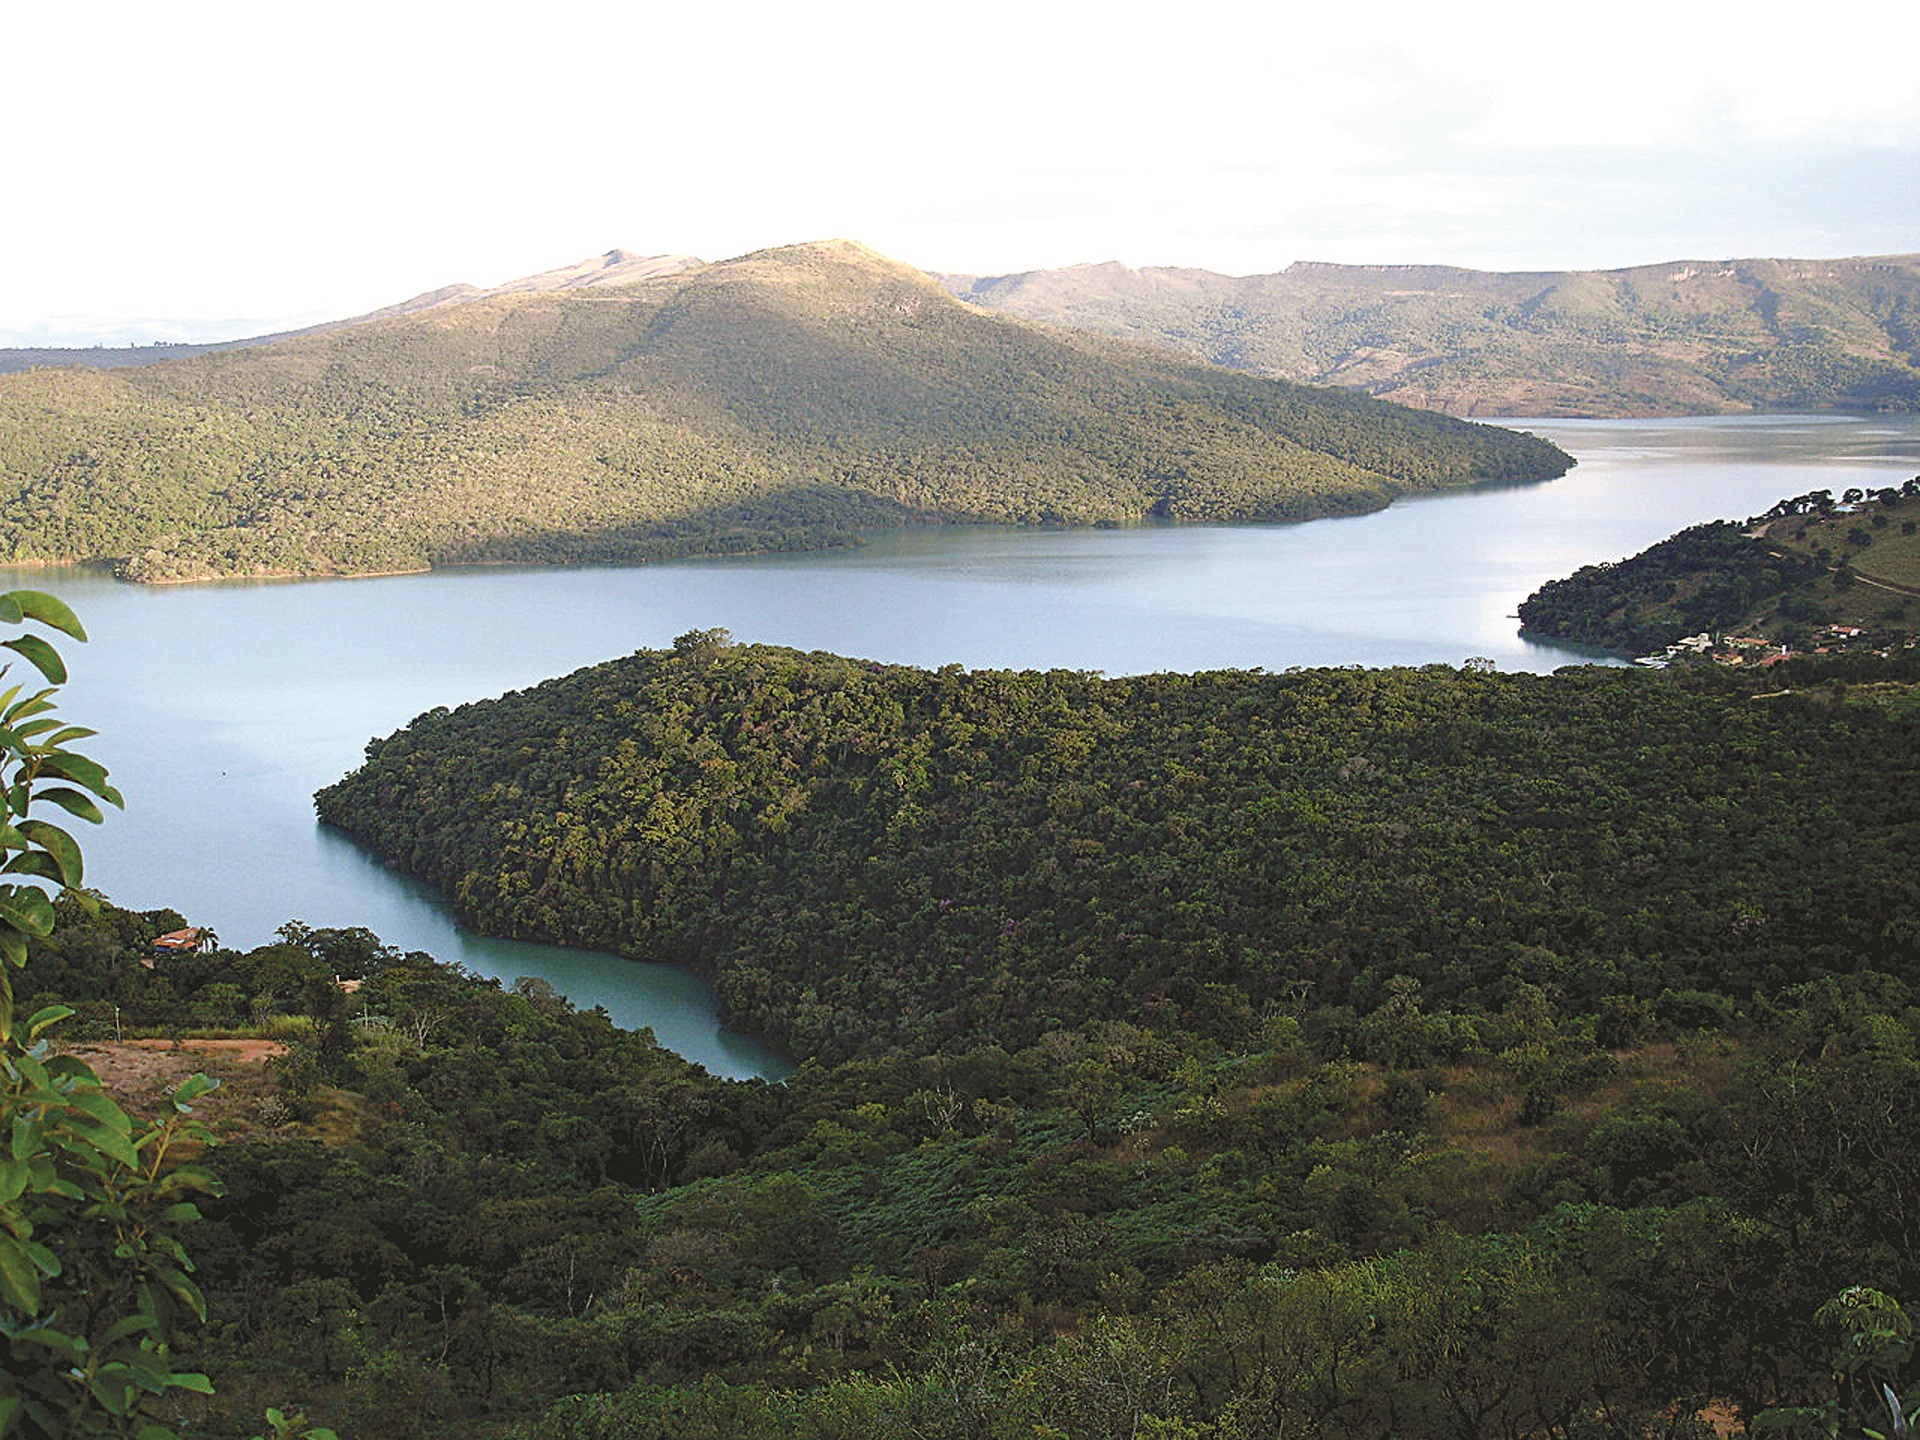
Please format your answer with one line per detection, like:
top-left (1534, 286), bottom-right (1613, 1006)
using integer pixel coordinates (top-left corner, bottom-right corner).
top-left (15, 247), bottom-right (1917, 424)
top-left (0, 250), bottom-right (707, 374)
top-left (944, 253), bottom-right (1920, 416)
top-left (0, 240), bottom-right (1566, 583)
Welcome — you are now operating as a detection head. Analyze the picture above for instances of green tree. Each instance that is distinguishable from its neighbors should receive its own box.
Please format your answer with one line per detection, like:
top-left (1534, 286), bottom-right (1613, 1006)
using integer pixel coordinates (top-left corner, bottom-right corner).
top-left (0, 590), bottom-right (223, 1438)
top-left (1753, 1287), bottom-right (1916, 1440)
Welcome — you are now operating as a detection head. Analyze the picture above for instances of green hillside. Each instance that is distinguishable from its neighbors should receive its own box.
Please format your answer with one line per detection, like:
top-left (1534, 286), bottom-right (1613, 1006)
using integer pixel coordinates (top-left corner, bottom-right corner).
top-left (17, 586), bottom-right (1920, 1438)
top-left (33, 891), bottom-right (1920, 1440)
top-left (1519, 478), bottom-right (1920, 654)
top-left (0, 242), bottom-right (1568, 582)
top-left (946, 253), bottom-right (1920, 417)
top-left (316, 634), bottom-right (1920, 1066)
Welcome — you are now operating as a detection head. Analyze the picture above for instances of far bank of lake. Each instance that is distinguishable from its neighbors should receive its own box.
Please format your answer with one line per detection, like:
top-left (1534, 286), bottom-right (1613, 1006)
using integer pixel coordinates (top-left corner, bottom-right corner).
top-left (10, 412), bottom-right (1919, 1078)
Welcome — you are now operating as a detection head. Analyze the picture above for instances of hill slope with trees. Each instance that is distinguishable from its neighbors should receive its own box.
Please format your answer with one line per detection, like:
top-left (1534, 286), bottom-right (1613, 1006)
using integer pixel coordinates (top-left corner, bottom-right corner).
top-left (316, 634), bottom-right (1920, 1066)
top-left (16, 584), bottom-right (1920, 1438)
top-left (1519, 478), bottom-right (1920, 654)
top-left (945, 252), bottom-right (1920, 417)
top-left (0, 242), bottom-right (1568, 582)
top-left (31, 891), bottom-right (1920, 1440)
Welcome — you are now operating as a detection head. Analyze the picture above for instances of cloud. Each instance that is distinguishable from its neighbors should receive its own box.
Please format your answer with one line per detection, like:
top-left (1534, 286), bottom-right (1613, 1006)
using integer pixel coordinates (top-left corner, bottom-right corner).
top-left (5, 0), bottom-right (1916, 336)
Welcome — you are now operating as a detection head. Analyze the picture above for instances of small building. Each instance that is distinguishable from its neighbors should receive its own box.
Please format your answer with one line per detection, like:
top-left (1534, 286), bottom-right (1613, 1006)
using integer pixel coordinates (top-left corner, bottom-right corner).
top-left (151, 927), bottom-right (205, 956)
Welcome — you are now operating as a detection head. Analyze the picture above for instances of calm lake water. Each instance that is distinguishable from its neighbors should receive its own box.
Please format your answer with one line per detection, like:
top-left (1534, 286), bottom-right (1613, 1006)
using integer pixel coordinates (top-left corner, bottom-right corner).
top-left (8, 412), bottom-right (1919, 1077)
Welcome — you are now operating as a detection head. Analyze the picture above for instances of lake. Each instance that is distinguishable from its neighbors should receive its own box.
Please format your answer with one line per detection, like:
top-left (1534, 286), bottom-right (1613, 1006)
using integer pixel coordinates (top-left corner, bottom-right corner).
top-left (8, 412), bottom-right (1919, 1077)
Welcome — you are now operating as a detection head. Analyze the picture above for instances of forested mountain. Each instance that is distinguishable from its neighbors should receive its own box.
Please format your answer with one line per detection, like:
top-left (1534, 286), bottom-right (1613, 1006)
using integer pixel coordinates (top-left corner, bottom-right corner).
top-left (317, 635), bottom-right (1920, 1065)
top-left (1519, 478), bottom-right (1920, 653)
top-left (0, 241), bottom-right (1567, 582)
top-left (944, 252), bottom-right (1920, 417)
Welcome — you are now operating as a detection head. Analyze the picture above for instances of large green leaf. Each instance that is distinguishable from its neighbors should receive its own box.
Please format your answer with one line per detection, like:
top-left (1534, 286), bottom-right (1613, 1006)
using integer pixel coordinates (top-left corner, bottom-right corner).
top-left (32, 753), bottom-right (122, 808)
top-left (24, 1004), bottom-right (74, 1042)
top-left (48, 1118), bottom-right (141, 1172)
top-left (1, 635), bottom-right (66, 686)
top-left (0, 888), bottom-right (56, 936)
top-left (1, 852), bottom-right (66, 884)
top-left (152, 1165), bottom-right (221, 1197)
top-left (99, 1313), bottom-right (162, 1347)
top-left (0, 1230), bottom-right (44, 1313)
top-left (86, 1365), bottom-right (137, 1417)
top-left (6, 1323), bottom-right (86, 1363)
top-left (0, 689), bottom-right (55, 727)
top-left (63, 1088), bottom-right (135, 1136)
top-left (10, 1113), bottom-right (38, 1162)
top-left (169, 1073), bottom-right (220, 1109)
top-left (18, 821), bottom-right (82, 887)
top-left (0, 590), bottom-right (86, 642)
top-left (44, 1053), bottom-right (100, 1083)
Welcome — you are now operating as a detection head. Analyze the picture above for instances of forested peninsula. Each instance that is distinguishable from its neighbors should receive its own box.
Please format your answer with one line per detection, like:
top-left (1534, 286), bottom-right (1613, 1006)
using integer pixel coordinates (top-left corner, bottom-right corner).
top-left (1520, 478), bottom-right (1920, 654)
top-left (17, 628), bottom-right (1920, 1437)
top-left (0, 241), bottom-right (1567, 582)
top-left (317, 635), bottom-right (1920, 1065)
top-left (945, 252), bottom-right (1920, 417)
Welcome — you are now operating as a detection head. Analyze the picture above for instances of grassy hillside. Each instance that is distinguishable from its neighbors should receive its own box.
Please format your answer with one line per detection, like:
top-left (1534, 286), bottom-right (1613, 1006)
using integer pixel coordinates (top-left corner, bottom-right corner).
top-left (946, 253), bottom-right (1920, 417)
top-left (0, 242), bottom-right (1568, 582)
top-left (1519, 479), bottom-right (1920, 654)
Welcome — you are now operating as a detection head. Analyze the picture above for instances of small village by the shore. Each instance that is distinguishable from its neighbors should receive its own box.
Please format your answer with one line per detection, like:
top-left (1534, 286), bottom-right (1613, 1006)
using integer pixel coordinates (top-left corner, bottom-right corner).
top-left (1636, 622), bottom-right (1915, 668)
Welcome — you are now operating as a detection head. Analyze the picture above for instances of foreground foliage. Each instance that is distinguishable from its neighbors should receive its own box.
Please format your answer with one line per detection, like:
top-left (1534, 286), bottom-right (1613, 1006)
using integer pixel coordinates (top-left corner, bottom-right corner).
top-left (25, 901), bottom-right (1920, 1439)
top-left (0, 591), bottom-right (221, 1439)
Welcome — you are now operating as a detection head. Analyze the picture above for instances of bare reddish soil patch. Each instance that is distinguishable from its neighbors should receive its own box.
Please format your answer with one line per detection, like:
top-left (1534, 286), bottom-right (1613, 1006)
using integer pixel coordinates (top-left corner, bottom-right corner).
top-left (60, 1038), bottom-right (288, 1134)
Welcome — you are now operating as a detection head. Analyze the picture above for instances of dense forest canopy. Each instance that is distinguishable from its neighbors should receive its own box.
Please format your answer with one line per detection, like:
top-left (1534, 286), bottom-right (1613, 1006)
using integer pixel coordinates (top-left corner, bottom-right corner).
top-left (0, 241), bottom-right (1568, 583)
top-left (15, 587), bottom-right (1920, 1436)
top-left (945, 252), bottom-right (1920, 417)
top-left (1520, 478), bottom-right (1920, 654)
top-left (30, 892), bottom-right (1920, 1440)
top-left (317, 636), bottom-right (1920, 1066)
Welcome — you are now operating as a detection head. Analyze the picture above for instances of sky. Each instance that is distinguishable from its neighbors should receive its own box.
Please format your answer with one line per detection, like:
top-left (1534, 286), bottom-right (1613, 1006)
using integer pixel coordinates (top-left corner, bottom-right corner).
top-left (6, 0), bottom-right (1916, 346)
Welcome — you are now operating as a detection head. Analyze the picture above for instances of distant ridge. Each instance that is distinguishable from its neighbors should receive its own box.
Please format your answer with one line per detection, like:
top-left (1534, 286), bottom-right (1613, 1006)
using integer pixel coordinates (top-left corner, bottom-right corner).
top-left (0, 239), bottom-right (1568, 583)
top-left (0, 250), bottom-right (705, 375)
top-left (943, 253), bottom-right (1920, 417)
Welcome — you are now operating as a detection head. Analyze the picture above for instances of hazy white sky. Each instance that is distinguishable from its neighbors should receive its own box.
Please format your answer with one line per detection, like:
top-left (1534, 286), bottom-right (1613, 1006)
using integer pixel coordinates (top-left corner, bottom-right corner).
top-left (7, 0), bottom-right (1916, 344)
